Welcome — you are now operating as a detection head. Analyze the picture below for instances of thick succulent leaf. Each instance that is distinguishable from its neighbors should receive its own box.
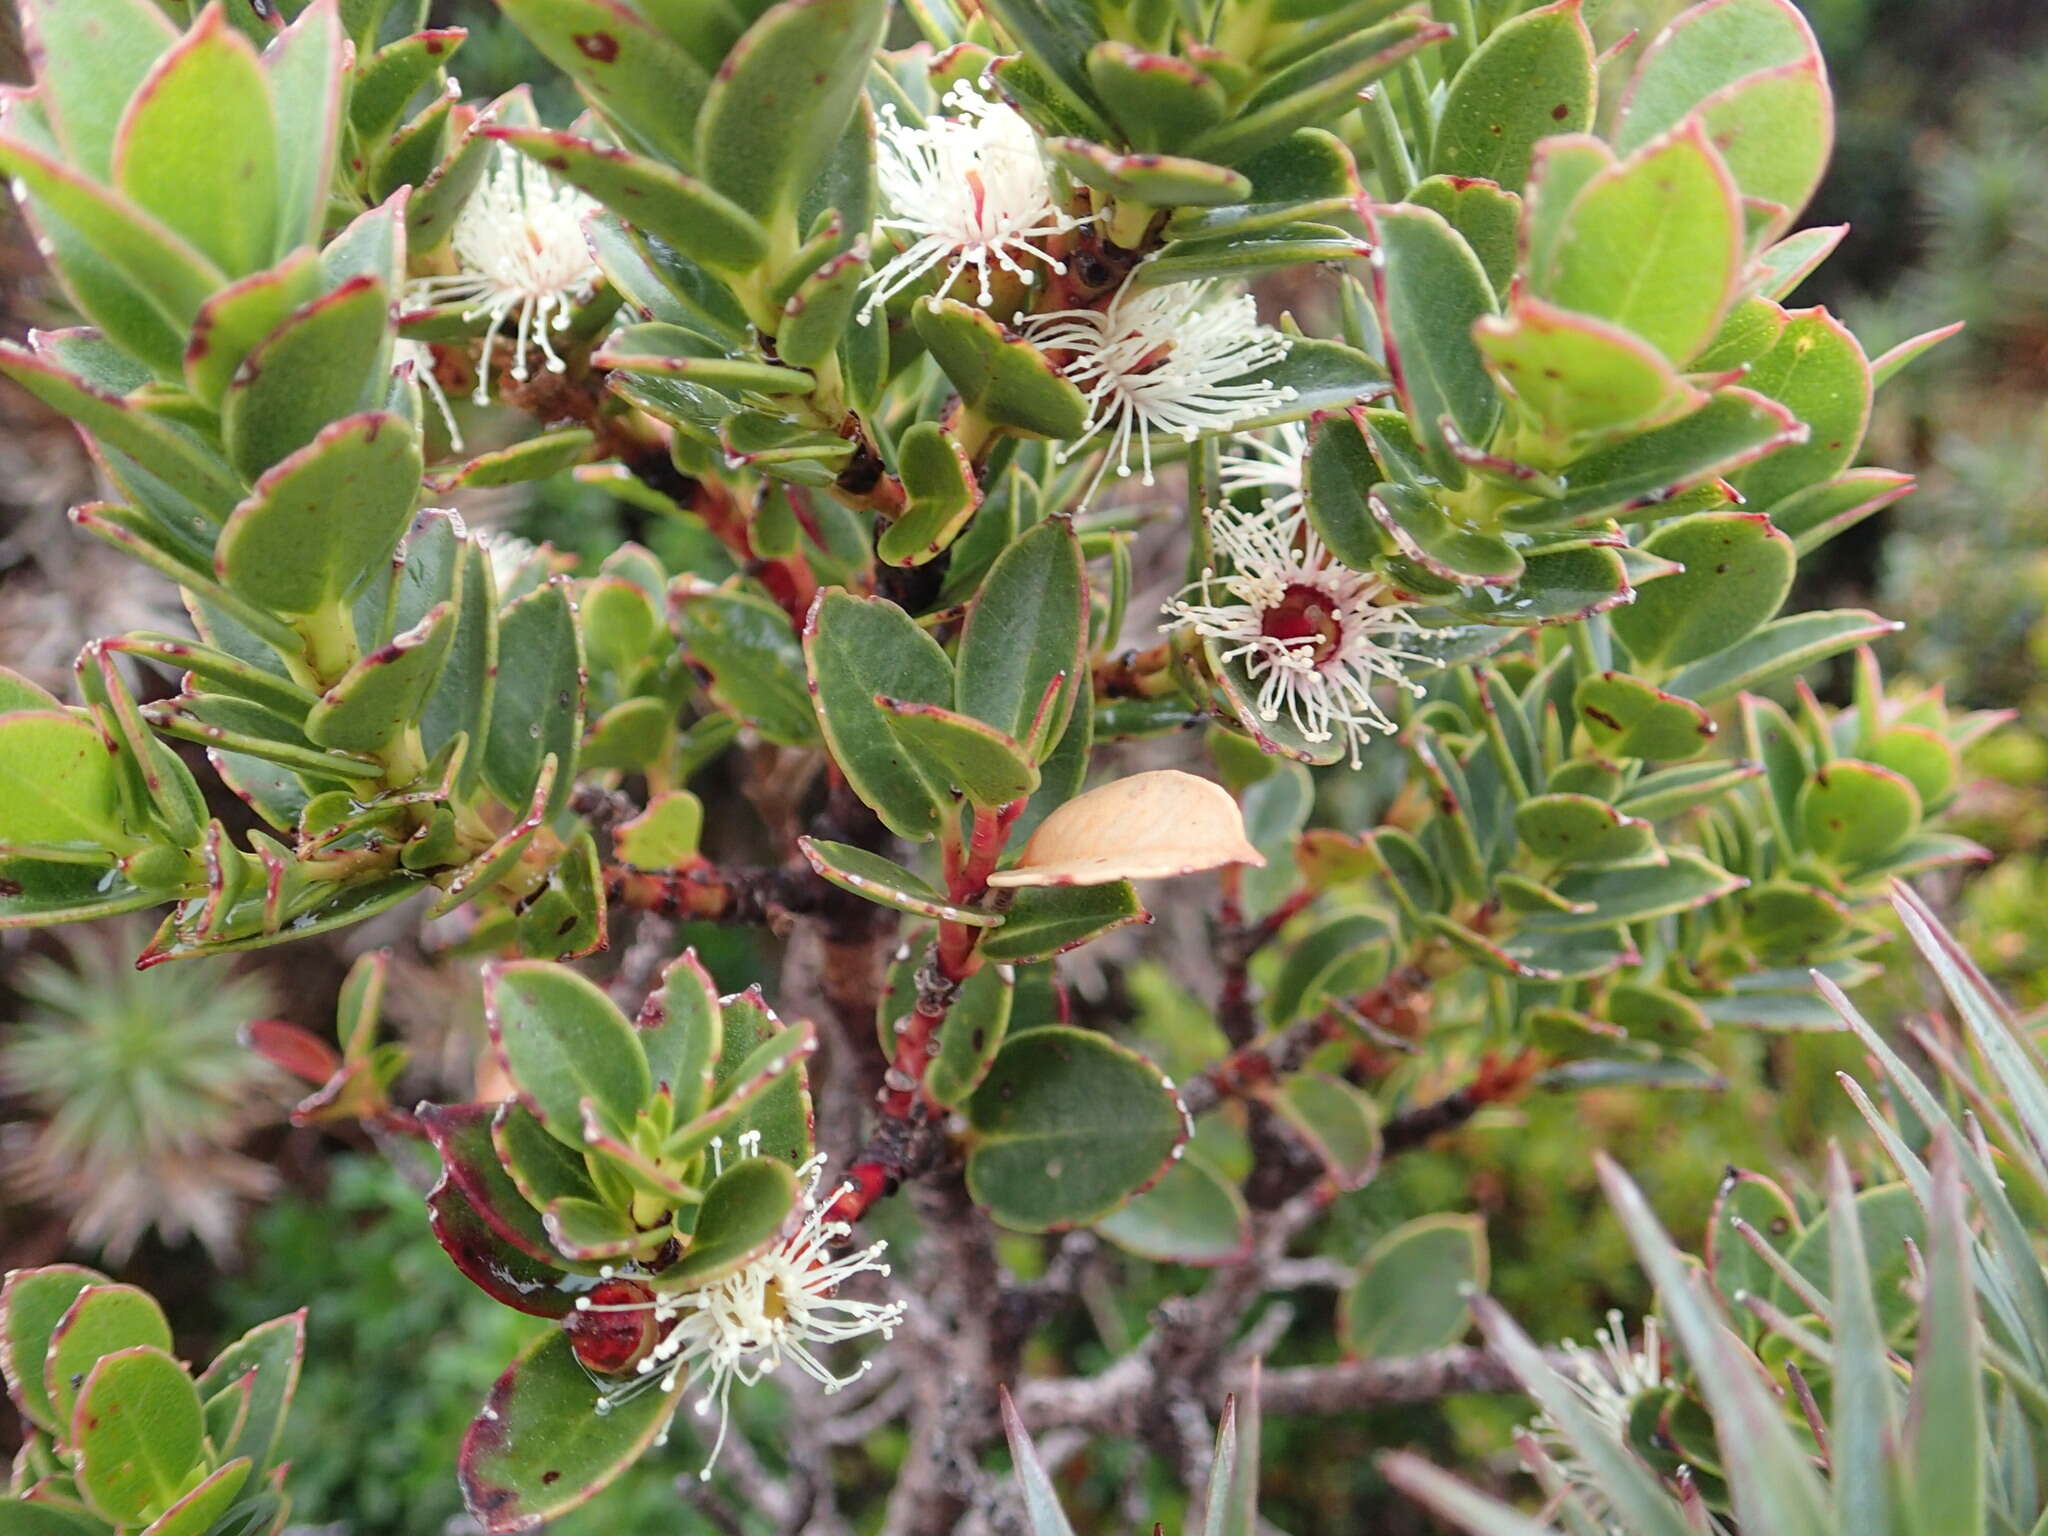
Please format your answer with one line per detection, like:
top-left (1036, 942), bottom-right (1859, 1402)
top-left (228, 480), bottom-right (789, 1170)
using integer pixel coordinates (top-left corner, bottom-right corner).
top-left (696, 0), bottom-right (889, 222)
top-left (459, 1330), bottom-right (675, 1534)
top-left (912, 299), bottom-right (1090, 441)
top-left (0, 1266), bottom-right (108, 1435)
top-left (192, 1311), bottom-right (304, 1476)
top-left (966, 1026), bottom-right (1187, 1231)
top-left (955, 516), bottom-right (1086, 759)
top-left (487, 962), bottom-right (652, 1144)
top-left (221, 277), bottom-right (394, 483)
top-left (1096, 1150), bottom-right (1251, 1266)
top-left (70, 1347), bottom-right (204, 1526)
top-left (491, 0), bottom-right (707, 168)
top-left (1367, 203), bottom-right (1498, 480)
top-left (1430, 0), bottom-right (1596, 191)
top-left (976, 882), bottom-right (1147, 963)
top-left (16, 0), bottom-right (177, 180)
top-left (1612, 512), bottom-right (1793, 670)
top-left (798, 837), bottom-right (999, 925)
top-left (1341, 1214), bottom-right (1487, 1357)
top-left (112, 6), bottom-right (278, 278)
top-left (665, 1155), bottom-right (799, 1286)
top-left (1663, 609), bottom-right (1899, 703)
top-left (673, 581), bottom-right (817, 746)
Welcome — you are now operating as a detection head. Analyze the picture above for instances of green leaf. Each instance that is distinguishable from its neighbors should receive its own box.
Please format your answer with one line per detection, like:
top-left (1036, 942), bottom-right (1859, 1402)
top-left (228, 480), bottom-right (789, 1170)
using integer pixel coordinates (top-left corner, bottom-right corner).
top-left (956, 516), bottom-right (1086, 759)
top-left (112, 6), bottom-right (277, 277)
top-left (491, 0), bottom-right (706, 168)
top-left (458, 1331), bottom-right (675, 1535)
top-left (214, 412), bottom-right (422, 615)
top-left (44, 1281), bottom-right (174, 1436)
top-left (1406, 175), bottom-right (1519, 298)
top-left (1370, 481), bottom-right (1523, 585)
top-left (1533, 119), bottom-right (1741, 364)
top-left (185, 250), bottom-right (323, 410)
top-left (912, 299), bottom-right (1091, 440)
top-left (1082, 41), bottom-right (1220, 145)
top-left (976, 881), bottom-right (1147, 963)
top-left (1096, 1151), bottom-right (1250, 1266)
top-left (1263, 1072), bottom-right (1381, 1189)
top-left (133, 1457), bottom-right (249, 1536)
top-left (697, 0), bottom-right (889, 222)
top-left (613, 791), bottom-right (703, 872)
top-left (221, 277), bottom-right (394, 482)
top-left (1692, 60), bottom-right (1832, 235)
top-left (1617, 0), bottom-right (1819, 155)
top-left (797, 836), bottom-right (999, 925)
top-left (0, 347), bottom-right (241, 516)
top-left (966, 1027), bottom-right (1186, 1232)
top-left (803, 590), bottom-right (953, 840)
top-left (1184, 15), bottom-right (1448, 165)
top-left (1798, 759), bottom-right (1919, 866)
top-left (636, 951), bottom-right (721, 1121)
top-left (1663, 608), bottom-right (1899, 703)
top-left (1430, 0), bottom-right (1595, 191)
top-left (0, 121), bottom-right (224, 348)
top-left (1725, 308), bottom-right (1871, 512)
top-left (1475, 295), bottom-right (1696, 447)
top-left (1001, 1388), bottom-right (1083, 1536)
top-left (925, 961), bottom-right (1014, 1109)
top-left (1045, 138), bottom-right (1250, 207)
top-left (487, 961), bottom-right (652, 1144)
top-left (880, 422), bottom-right (981, 568)
top-left (666, 1156), bottom-right (799, 1286)
top-left (304, 600), bottom-right (457, 753)
top-left (704, 991), bottom-right (814, 1167)
top-left (0, 710), bottom-right (131, 854)
top-left (0, 1266), bottom-right (108, 1434)
top-left (1574, 671), bottom-right (1715, 760)
top-left (1771, 468), bottom-right (1914, 557)
top-left (16, 0), bottom-right (176, 180)
top-left (880, 701), bottom-right (1038, 808)
top-left (1822, 1152), bottom-right (1898, 1536)
top-left (0, 857), bottom-right (170, 930)
top-left (672, 581), bottom-right (817, 747)
top-left (1341, 1214), bottom-right (1487, 1357)
top-left (978, 0), bottom-right (1111, 130)
top-left (778, 247), bottom-right (867, 372)
top-left (594, 323), bottom-right (814, 396)
top-left (1514, 793), bottom-right (1654, 866)
top-left (192, 1311), bottom-right (304, 1475)
top-left (1704, 1167), bottom-right (1801, 1307)
top-left (482, 579), bottom-right (584, 820)
top-left (1162, 128), bottom-right (1363, 243)
top-left (1367, 203), bottom-right (1498, 479)
top-left (1505, 386), bottom-right (1802, 528)
top-left (1525, 849), bottom-right (1744, 933)
top-left (70, 1347), bottom-right (205, 1526)
top-left (1612, 512), bottom-right (1793, 670)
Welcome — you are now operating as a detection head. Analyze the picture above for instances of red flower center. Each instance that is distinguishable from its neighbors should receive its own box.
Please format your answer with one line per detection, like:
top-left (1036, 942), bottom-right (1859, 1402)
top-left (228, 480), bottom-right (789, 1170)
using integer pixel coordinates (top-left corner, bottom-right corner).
top-left (1261, 582), bottom-right (1343, 665)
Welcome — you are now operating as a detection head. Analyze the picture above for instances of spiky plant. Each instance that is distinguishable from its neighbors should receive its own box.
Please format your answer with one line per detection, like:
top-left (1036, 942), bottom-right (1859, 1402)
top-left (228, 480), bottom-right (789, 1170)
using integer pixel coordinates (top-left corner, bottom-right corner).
top-left (0, 920), bottom-right (286, 1261)
top-left (1383, 883), bottom-right (2048, 1535)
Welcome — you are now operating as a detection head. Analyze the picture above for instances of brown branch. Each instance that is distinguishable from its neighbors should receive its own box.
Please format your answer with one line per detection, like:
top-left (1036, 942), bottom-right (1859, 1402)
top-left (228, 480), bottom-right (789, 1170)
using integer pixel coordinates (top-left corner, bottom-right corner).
top-left (602, 859), bottom-right (825, 924)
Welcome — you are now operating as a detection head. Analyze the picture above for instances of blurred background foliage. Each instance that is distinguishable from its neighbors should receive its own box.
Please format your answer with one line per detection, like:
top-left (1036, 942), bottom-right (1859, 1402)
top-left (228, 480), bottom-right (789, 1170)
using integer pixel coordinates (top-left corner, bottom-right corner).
top-left (2, 0), bottom-right (2046, 1530)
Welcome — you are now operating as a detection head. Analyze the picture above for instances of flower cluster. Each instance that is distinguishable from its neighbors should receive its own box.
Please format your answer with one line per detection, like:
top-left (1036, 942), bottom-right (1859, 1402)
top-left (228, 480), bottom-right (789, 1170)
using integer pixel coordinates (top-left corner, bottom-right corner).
top-left (1524, 1310), bottom-right (1672, 1523)
top-left (576, 1137), bottom-right (905, 1477)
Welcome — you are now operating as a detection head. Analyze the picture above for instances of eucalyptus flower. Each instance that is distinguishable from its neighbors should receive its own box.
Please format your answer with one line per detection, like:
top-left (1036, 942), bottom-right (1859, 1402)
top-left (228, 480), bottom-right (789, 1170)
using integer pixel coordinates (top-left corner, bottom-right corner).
top-left (409, 148), bottom-right (602, 402)
top-left (862, 84), bottom-right (1080, 321)
top-left (1024, 284), bottom-right (1296, 499)
top-left (1165, 498), bottom-right (1429, 766)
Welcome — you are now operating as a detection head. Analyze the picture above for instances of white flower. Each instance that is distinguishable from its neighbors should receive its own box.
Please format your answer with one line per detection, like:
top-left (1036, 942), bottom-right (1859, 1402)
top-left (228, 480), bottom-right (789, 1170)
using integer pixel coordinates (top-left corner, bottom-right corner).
top-left (861, 84), bottom-right (1080, 321)
top-left (1220, 421), bottom-right (1310, 514)
top-left (408, 148), bottom-right (602, 403)
top-left (1024, 284), bottom-right (1296, 498)
top-left (580, 1135), bottom-right (905, 1479)
top-left (1164, 498), bottom-right (1430, 767)
top-left (1525, 1310), bottom-right (1672, 1529)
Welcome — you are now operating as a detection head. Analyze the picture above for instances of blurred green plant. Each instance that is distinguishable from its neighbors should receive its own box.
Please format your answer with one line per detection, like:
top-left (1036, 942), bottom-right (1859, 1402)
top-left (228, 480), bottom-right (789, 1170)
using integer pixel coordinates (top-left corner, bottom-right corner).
top-left (219, 1153), bottom-right (681, 1535)
top-left (0, 919), bottom-right (285, 1261)
top-left (1386, 884), bottom-right (2048, 1534)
